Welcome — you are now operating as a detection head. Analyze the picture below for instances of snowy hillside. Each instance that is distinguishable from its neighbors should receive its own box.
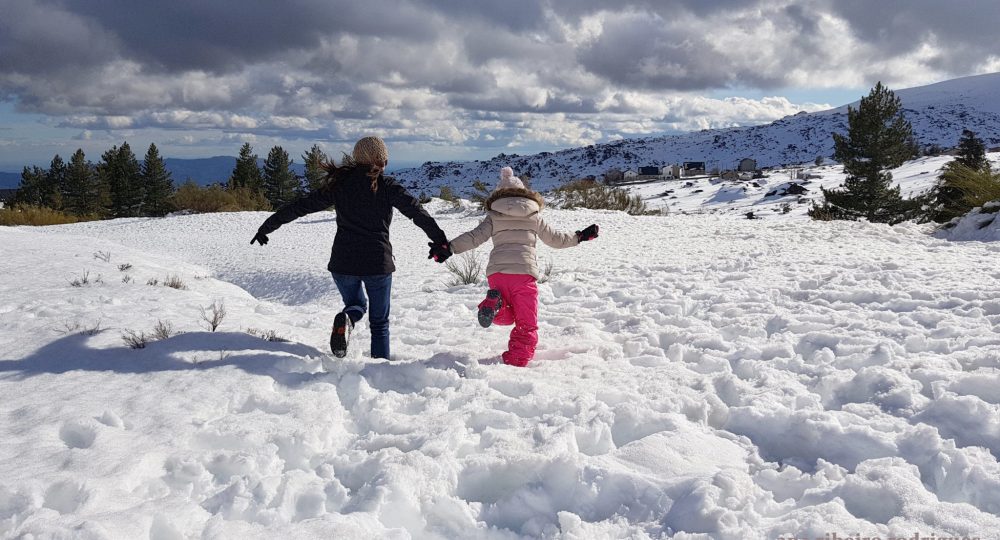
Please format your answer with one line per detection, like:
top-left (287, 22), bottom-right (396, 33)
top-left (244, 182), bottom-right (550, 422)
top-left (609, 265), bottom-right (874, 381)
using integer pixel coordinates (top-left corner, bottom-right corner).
top-left (3, 207), bottom-right (1000, 538)
top-left (394, 73), bottom-right (1000, 194)
top-left (621, 152), bottom-right (1000, 219)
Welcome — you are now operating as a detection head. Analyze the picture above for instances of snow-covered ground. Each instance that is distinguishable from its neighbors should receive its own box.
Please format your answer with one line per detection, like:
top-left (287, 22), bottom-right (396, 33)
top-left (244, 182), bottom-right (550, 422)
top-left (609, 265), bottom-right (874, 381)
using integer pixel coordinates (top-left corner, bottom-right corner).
top-left (622, 152), bottom-right (1000, 220)
top-left (2, 204), bottom-right (1000, 539)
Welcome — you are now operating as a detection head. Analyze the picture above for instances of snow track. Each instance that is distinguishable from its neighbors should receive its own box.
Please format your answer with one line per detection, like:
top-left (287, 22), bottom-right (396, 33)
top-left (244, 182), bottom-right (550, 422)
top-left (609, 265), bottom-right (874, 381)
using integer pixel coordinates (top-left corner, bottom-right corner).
top-left (2, 206), bottom-right (1000, 538)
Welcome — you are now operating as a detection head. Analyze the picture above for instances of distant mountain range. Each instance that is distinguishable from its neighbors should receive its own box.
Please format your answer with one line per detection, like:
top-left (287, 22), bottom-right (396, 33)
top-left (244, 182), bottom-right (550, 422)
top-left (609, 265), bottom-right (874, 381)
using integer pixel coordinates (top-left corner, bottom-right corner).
top-left (3, 72), bottom-right (999, 192)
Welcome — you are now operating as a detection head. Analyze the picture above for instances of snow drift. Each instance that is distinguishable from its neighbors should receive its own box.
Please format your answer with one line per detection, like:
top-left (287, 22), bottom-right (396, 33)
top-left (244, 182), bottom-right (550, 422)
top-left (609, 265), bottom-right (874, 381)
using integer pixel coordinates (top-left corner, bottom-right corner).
top-left (2, 204), bottom-right (1000, 538)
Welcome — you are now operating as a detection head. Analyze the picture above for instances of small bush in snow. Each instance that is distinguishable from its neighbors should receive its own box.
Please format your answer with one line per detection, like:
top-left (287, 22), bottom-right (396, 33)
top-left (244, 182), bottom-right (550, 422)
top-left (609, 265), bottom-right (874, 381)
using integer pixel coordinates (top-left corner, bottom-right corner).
top-left (70, 271), bottom-right (95, 287)
top-left (151, 320), bottom-right (174, 341)
top-left (445, 251), bottom-right (483, 286)
top-left (438, 186), bottom-right (457, 202)
top-left (60, 320), bottom-right (104, 336)
top-left (201, 300), bottom-right (226, 332)
top-left (931, 162), bottom-right (1000, 223)
top-left (93, 251), bottom-right (112, 263)
top-left (553, 179), bottom-right (653, 215)
top-left (245, 327), bottom-right (288, 342)
top-left (537, 258), bottom-right (555, 284)
top-left (122, 329), bottom-right (149, 349)
top-left (146, 278), bottom-right (159, 286)
top-left (163, 275), bottom-right (188, 290)
top-left (118, 263), bottom-right (133, 272)
top-left (122, 275), bottom-right (132, 284)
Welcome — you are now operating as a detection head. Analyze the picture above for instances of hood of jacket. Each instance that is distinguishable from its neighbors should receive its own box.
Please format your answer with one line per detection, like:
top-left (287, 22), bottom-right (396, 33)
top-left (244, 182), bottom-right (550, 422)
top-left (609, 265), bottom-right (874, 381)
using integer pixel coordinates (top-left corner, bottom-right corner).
top-left (485, 188), bottom-right (545, 217)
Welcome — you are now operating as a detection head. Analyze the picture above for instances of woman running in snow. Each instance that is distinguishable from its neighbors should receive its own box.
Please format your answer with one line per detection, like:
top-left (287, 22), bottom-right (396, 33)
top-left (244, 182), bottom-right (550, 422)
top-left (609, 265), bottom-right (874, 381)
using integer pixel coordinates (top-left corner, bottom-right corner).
top-left (442, 167), bottom-right (598, 367)
top-left (251, 136), bottom-right (451, 359)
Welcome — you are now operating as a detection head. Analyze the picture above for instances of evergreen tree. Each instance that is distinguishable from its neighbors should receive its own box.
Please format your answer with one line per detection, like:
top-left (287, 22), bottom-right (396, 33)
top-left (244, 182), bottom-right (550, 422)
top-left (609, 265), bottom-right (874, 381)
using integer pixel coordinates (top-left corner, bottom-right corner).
top-left (262, 145), bottom-right (300, 207)
top-left (302, 144), bottom-right (329, 194)
top-left (141, 143), bottom-right (175, 216)
top-left (955, 129), bottom-right (989, 172)
top-left (229, 143), bottom-right (263, 192)
top-left (64, 149), bottom-right (106, 216)
top-left (809, 82), bottom-right (923, 224)
top-left (44, 154), bottom-right (67, 209)
top-left (101, 142), bottom-right (143, 217)
top-left (13, 166), bottom-right (46, 206)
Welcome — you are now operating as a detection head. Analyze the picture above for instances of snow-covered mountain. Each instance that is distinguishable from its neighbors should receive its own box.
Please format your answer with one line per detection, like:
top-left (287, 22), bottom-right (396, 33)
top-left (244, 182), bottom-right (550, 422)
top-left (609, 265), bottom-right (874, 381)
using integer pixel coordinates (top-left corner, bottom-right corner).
top-left (394, 72), bottom-right (1000, 194)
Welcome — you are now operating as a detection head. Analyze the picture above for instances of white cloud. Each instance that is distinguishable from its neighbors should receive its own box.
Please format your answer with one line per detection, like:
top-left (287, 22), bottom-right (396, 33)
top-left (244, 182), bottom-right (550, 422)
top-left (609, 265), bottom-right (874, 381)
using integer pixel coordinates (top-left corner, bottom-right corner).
top-left (0, 0), bottom-right (997, 163)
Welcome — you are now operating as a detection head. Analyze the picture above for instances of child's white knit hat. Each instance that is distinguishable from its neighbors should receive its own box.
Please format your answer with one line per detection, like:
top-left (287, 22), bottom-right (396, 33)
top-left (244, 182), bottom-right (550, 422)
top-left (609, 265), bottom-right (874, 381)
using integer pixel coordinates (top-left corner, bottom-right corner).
top-left (497, 167), bottom-right (525, 191)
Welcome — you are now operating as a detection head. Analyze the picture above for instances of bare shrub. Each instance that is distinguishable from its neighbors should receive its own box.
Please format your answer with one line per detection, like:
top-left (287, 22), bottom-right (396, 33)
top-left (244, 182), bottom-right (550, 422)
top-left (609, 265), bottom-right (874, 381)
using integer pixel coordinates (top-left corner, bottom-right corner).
top-left (93, 251), bottom-right (112, 263)
top-left (122, 329), bottom-right (149, 349)
top-left (152, 320), bottom-right (174, 341)
top-left (163, 275), bottom-right (188, 290)
top-left (445, 251), bottom-right (484, 286)
top-left (537, 258), bottom-right (555, 284)
top-left (122, 275), bottom-right (133, 284)
top-left (59, 320), bottom-right (104, 336)
top-left (201, 300), bottom-right (226, 332)
top-left (118, 263), bottom-right (133, 272)
top-left (245, 327), bottom-right (289, 342)
top-left (70, 271), bottom-right (91, 287)
top-left (146, 278), bottom-right (159, 286)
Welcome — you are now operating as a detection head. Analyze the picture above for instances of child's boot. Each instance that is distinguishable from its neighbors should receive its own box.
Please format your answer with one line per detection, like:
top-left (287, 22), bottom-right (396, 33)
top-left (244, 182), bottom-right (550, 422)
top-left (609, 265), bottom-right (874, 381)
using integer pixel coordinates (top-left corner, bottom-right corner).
top-left (478, 289), bottom-right (503, 328)
top-left (330, 311), bottom-right (354, 358)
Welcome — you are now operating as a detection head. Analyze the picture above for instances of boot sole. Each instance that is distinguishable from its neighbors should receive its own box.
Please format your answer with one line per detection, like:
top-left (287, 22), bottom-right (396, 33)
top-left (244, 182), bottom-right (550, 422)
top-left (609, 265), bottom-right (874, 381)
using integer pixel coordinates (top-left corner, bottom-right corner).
top-left (331, 312), bottom-right (350, 358)
top-left (478, 290), bottom-right (502, 328)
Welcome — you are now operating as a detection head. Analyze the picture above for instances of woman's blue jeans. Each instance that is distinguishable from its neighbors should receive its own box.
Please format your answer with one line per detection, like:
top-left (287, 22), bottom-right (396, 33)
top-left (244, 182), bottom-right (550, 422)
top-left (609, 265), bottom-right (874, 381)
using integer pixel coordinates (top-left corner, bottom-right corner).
top-left (331, 273), bottom-right (392, 359)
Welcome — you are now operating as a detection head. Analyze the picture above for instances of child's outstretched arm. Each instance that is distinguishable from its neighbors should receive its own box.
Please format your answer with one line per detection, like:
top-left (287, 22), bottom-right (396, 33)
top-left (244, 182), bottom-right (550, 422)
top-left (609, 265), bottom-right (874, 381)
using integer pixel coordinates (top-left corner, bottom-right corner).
top-left (450, 216), bottom-right (494, 255)
top-left (537, 218), bottom-right (598, 248)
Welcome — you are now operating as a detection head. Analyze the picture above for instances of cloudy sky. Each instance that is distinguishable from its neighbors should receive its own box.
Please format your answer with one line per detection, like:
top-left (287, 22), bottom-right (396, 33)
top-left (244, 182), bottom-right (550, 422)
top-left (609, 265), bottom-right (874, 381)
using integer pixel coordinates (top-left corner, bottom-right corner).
top-left (1, 0), bottom-right (998, 170)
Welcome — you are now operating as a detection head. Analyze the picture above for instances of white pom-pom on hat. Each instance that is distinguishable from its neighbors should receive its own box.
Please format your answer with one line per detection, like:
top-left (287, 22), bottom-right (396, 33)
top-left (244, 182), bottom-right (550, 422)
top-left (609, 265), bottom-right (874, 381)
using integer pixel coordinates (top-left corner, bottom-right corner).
top-left (497, 166), bottom-right (525, 191)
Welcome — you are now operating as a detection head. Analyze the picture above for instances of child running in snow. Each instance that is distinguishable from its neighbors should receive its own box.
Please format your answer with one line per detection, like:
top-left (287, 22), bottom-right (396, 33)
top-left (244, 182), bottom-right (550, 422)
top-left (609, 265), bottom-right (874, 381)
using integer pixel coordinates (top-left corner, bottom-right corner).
top-left (437, 167), bottom-right (599, 367)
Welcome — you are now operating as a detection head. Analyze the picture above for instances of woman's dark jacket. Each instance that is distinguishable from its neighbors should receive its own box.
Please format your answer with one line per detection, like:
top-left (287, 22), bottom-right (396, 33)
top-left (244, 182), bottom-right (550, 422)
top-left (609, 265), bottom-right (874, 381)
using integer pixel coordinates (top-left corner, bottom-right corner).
top-left (258, 167), bottom-right (446, 276)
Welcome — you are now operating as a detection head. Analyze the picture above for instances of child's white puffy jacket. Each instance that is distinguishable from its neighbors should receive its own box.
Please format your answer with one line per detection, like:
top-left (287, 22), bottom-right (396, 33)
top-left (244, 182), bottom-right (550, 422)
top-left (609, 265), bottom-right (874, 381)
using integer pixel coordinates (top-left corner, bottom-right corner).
top-left (449, 188), bottom-right (578, 279)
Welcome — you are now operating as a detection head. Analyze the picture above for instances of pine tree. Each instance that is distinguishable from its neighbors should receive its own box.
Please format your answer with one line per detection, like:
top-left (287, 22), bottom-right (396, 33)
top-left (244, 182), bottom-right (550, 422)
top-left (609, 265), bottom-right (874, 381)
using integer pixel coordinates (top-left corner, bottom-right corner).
top-left (302, 144), bottom-right (328, 194)
top-left (13, 166), bottom-right (46, 206)
top-left (955, 129), bottom-right (989, 172)
top-left (262, 145), bottom-right (300, 207)
top-left (141, 143), bottom-right (175, 217)
top-left (809, 82), bottom-right (923, 224)
top-left (64, 149), bottom-right (106, 216)
top-left (44, 154), bottom-right (67, 209)
top-left (229, 143), bottom-right (263, 192)
top-left (101, 142), bottom-right (143, 217)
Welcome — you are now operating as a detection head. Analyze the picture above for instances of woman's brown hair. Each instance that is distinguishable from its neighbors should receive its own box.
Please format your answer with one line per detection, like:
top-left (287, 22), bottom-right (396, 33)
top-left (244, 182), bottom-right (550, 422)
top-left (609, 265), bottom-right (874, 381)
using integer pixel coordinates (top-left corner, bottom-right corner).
top-left (320, 136), bottom-right (388, 193)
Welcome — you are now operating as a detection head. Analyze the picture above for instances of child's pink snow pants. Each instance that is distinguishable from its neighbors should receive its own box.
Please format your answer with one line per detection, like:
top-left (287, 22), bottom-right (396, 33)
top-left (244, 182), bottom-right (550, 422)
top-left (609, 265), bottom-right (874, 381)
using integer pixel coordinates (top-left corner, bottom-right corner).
top-left (487, 273), bottom-right (538, 367)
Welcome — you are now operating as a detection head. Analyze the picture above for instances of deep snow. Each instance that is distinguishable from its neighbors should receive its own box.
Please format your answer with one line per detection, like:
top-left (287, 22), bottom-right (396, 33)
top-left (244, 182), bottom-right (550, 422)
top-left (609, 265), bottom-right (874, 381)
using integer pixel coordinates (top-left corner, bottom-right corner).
top-left (2, 203), bottom-right (1000, 539)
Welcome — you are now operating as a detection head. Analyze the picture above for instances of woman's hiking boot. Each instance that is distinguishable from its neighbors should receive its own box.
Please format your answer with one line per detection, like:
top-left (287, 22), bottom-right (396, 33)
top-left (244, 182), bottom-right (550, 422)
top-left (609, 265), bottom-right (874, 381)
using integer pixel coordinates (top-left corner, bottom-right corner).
top-left (478, 289), bottom-right (503, 328)
top-left (330, 311), bottom-right (354, 358)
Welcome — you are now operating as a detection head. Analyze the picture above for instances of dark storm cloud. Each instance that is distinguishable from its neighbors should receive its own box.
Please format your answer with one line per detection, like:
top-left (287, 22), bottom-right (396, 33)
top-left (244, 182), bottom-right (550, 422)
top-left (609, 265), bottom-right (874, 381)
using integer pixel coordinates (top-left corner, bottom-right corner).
top-left (1, 0), bottom-right (999, 154)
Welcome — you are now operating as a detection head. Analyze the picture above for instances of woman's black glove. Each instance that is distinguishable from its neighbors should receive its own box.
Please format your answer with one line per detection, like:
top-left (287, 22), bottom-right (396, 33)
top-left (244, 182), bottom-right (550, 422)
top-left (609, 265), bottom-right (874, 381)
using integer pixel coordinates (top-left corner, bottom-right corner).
top-left (576, 224), bottom-right (599, 242)
top-left (428, 242), bottom-right (452, 263)
top-left (251, 231), bottom-right (269, 245)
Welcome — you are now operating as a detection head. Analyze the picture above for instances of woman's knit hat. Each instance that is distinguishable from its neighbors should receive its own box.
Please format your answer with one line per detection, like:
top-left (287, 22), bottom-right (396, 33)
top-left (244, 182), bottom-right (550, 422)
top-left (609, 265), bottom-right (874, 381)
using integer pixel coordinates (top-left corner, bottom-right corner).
top-left (353, 136), bottom-right (389, 166)
top-left (497, 166), bottom-right (525, 191)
